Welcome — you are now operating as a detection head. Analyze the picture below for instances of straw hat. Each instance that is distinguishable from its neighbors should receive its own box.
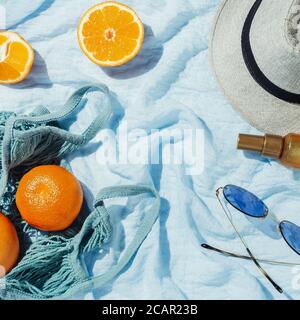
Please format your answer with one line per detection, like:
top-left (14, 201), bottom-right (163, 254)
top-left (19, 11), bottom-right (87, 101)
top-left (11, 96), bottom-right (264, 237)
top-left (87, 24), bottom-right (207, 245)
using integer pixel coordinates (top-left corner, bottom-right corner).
top-left (210, 0), bottom-right (300, 135)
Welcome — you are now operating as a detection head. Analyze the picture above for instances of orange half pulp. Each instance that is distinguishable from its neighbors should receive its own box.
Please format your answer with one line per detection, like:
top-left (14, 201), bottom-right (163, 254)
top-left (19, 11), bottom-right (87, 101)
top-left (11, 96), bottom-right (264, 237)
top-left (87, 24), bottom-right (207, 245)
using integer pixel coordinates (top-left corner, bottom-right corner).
top-left (0, 31), bottom-right (34, 84)
top-left (77, 1), bottom-right (144, 67)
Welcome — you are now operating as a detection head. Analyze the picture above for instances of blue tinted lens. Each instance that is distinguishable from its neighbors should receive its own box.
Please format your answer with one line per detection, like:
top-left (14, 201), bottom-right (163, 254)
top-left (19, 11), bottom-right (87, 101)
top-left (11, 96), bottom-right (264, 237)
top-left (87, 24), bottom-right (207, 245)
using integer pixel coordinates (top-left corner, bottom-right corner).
top-left (280, 221), bottom-right (300, 255)
top-left (223, 185), bottom-right (268, 218)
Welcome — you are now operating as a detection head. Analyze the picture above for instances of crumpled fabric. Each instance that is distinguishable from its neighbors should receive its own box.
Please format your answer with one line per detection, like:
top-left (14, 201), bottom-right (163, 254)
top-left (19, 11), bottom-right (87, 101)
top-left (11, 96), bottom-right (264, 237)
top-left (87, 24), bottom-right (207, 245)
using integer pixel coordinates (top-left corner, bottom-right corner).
top-left (0, 85), bottom-right (160, 300)
top-left (2, 0), bottom-right (300, 300)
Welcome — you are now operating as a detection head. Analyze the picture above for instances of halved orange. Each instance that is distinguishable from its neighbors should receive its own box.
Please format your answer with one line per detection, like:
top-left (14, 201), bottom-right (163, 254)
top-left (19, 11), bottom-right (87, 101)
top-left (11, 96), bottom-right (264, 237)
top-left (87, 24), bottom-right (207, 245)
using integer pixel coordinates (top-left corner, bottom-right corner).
top-left (77, 1), bottom-right (144, 67)
top-left (0, 31), bottom-right (34, 84)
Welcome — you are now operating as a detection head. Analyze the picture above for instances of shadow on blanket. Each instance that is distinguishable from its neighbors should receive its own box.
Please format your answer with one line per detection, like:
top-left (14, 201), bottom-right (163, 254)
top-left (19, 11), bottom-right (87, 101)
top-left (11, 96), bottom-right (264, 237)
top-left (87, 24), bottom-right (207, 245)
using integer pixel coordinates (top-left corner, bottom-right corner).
top-left (101, 24), bottom-right (164, 80)
top-left (3, 50), bottom-right (53, 89)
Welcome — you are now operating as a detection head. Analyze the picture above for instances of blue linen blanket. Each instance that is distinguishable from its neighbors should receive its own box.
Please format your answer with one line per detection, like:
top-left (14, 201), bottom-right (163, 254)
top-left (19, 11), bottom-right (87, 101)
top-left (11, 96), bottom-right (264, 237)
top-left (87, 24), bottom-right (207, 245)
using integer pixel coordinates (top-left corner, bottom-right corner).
top-left (1, 0), bottom-right (300, 300)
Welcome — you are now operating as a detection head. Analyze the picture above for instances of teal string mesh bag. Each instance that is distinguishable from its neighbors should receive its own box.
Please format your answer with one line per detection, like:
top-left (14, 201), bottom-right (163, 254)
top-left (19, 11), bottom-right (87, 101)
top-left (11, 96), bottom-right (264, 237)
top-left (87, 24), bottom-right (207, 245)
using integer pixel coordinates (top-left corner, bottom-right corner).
top-left (0, 84), bottom-right (160, 300)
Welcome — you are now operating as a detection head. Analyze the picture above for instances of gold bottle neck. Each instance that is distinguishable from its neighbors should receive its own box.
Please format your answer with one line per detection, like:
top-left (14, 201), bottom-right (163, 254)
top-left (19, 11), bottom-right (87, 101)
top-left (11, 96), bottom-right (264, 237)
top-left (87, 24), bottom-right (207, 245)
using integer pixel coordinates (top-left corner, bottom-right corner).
top-left (238, 134), bottom-right (284, 158)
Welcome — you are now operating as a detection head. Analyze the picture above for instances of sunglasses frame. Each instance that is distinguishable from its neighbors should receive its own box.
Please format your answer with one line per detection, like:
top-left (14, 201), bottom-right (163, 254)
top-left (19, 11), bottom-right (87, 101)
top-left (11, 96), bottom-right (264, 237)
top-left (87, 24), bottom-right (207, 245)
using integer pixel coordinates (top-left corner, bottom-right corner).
top-left (202, 185), bottom-right (300, 294)
top-left (222, 185), bottom-right (269, 218)
top-left (279, 221), bottom-right (300, 257)
top-left (222, 185), bottom-right (300, 257)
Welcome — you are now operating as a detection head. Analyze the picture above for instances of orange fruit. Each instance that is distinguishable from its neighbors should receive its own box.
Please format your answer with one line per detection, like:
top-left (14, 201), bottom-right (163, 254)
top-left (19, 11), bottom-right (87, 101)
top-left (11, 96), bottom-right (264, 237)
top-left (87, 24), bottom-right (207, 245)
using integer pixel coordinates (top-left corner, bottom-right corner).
top-left (16, 165), bottom-right (83, 232)
top-left (0, 213), bottom-right (19, 275)
top-left (0, 31), bottom-right (34, 84)
top-left (77, 1), bottom-right (144, 67)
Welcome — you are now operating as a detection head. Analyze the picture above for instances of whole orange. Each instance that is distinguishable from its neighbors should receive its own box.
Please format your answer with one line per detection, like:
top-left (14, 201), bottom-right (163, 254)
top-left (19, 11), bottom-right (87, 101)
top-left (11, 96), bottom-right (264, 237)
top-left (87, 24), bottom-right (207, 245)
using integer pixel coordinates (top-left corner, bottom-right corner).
top-left (16, 165), bottom-right (83, 231)
top-left (0, 213), bottom-right (19, 275)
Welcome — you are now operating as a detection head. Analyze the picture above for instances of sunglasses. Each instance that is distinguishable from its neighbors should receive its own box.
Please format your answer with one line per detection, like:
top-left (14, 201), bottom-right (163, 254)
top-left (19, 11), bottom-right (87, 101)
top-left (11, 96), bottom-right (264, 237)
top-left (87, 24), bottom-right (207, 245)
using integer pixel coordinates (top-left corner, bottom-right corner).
top-left (202, 185), bottom-right (300, 294)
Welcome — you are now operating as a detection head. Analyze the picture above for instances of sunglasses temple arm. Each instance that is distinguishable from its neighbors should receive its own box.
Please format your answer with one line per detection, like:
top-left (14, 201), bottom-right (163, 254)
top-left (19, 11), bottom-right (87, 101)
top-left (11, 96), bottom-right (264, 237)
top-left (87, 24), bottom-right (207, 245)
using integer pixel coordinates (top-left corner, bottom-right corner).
top-left (202, 243), bottom-right (300, 266)
top-left (215, 188), bottom-right (283, 294)
top-left (202, 243), bottom-right (283, 293)
top-left (202, 243), bottom-right (253, 260)
top-left (246, 248), bottom-right (283, 293)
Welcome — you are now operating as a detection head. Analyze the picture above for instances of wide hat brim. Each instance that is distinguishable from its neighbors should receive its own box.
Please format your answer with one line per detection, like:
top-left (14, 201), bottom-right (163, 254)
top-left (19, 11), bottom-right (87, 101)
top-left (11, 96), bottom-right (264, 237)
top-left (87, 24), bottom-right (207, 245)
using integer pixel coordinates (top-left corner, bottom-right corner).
top-left (210, 0), bottom-right (300, 135)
